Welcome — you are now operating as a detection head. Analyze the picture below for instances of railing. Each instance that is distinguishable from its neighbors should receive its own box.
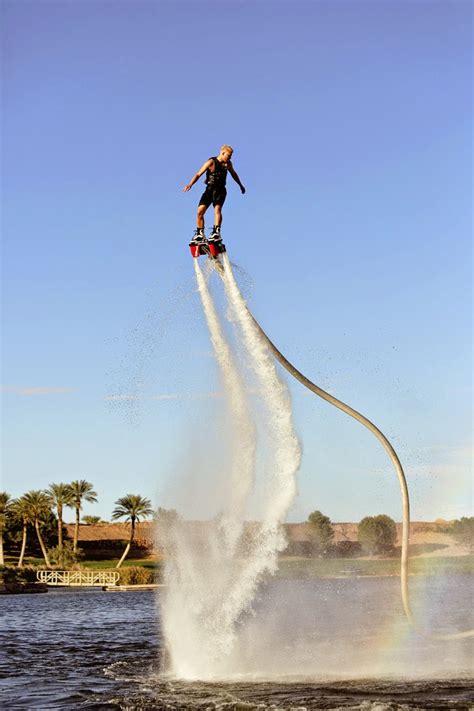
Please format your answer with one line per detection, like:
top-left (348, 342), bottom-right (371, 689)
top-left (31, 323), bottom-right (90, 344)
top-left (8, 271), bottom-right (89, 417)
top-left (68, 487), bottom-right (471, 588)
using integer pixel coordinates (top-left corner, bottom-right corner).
top-left (36, 570), bottom-right (120, 587)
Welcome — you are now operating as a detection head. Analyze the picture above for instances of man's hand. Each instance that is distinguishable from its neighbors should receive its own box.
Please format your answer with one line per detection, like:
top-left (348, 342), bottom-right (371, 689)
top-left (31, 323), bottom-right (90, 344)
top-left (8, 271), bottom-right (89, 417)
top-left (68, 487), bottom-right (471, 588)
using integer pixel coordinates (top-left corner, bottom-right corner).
top-left (182, 184), bottom-right (192, 192)
top-left (240, 185), bottom-right (246, 194)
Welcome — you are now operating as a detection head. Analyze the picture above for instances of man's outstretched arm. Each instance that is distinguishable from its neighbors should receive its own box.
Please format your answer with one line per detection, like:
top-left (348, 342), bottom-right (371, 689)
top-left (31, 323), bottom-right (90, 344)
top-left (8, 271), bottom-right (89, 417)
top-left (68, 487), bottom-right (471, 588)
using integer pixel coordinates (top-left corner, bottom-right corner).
top-left (182, 159), bottom-right (213, 192)
top-left (228, 163), bottom-right (246, 194)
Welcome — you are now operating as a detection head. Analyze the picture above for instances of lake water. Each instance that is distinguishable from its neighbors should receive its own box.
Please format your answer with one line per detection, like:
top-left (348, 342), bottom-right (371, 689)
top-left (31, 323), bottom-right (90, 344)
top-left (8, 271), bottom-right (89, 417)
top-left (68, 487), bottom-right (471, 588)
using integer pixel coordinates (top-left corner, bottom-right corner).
top-left (1, 575), bottom-right (473, 709)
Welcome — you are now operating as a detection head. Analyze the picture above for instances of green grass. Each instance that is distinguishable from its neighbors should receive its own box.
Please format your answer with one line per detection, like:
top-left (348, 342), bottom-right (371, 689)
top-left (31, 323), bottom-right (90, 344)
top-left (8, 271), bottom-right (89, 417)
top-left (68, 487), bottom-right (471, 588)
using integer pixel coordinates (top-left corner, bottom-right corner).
top-left (4, 555), bottom-right (44, 567)
top-left (5, 554), bottom-right (473, 578)
top-left (81, 558), bottom-right (158, 571)
top-left (277, 555), bottom-right (474, 578)
top-left (3, 554), bottom-right (159, 570)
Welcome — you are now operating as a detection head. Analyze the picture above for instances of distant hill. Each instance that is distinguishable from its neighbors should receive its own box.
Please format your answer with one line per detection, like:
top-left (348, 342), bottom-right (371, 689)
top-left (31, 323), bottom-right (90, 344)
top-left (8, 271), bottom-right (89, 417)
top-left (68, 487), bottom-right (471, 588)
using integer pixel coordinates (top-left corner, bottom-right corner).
top-left (64, 520), bottom-right (466, 559)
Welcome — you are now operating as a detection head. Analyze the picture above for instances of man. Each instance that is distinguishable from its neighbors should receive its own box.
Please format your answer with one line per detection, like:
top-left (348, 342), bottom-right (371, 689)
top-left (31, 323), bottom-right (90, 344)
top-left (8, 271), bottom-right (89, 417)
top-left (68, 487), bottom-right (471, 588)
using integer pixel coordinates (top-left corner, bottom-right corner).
top-left (182, 144), bottom-right (246, 243)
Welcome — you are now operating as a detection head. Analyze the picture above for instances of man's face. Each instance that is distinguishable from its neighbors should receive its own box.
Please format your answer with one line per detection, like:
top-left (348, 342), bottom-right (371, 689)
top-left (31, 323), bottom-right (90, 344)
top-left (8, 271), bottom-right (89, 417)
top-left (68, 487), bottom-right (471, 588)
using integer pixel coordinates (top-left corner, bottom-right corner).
top-left (220, 149), bottom-right (233, 162)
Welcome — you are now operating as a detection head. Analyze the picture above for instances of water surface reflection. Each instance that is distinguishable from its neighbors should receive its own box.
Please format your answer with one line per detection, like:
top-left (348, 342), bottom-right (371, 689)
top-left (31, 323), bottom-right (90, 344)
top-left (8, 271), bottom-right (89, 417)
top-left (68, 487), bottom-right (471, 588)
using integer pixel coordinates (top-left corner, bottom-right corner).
top-left (1, 576), bottom-right (472, 709)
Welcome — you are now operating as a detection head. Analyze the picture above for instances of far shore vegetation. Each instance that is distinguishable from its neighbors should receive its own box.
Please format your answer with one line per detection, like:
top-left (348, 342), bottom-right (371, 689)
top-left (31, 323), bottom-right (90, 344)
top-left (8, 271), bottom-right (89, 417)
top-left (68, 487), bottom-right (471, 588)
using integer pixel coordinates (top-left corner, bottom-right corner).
top-left (0, 485), bottom-right (472, 587)
top-left (3, 553), bottom-right (472, 581)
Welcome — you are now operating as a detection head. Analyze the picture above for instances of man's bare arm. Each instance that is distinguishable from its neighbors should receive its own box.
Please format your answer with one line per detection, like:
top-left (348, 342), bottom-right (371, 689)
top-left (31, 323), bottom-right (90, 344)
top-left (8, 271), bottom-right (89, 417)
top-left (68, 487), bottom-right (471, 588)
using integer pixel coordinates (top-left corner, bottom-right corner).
top-left (182, 159), bottom-right (213, 192)
top-left (228, 162), bottom-right (246, 194)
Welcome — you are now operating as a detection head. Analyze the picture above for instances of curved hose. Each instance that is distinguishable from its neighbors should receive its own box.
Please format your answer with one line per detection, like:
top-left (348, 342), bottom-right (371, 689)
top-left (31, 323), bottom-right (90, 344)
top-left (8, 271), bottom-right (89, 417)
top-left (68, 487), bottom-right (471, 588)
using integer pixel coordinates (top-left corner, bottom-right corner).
top-left (216, 254), bottom-right (473, 640)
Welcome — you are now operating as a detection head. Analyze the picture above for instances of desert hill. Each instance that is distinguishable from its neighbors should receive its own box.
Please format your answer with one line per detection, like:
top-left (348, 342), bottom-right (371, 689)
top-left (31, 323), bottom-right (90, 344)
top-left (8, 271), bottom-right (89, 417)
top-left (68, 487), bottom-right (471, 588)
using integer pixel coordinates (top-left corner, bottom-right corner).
top-left (64, 520), bottom-right (467, 559)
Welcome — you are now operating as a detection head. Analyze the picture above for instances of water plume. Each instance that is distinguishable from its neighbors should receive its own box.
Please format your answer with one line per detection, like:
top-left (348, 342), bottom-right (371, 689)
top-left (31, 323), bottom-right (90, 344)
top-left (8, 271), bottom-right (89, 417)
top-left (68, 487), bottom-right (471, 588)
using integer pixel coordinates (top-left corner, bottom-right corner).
top-left (193, 260), bottom-right (256, 544)
top-left (160, 257), bottom-right (301, 680)
top-left (222, 254), bottom-right (301, 523)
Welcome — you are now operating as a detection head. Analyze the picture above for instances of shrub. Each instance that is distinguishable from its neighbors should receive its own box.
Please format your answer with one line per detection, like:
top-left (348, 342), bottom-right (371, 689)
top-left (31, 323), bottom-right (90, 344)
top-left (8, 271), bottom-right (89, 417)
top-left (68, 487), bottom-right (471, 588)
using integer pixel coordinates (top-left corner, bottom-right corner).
top-left (0, 565), bottom-right (39, 584)
top-left (307, 510), bottom-right (334, 554)
top-left (118, 566), bottom-right (154, 585)
top-left (358, 515), bottom-right (397, 555)
top-left (48, 542), bottom-right (84, 567)
top-left (330, 540), bottom-right (363, 558)
top-left (450, 517), bottom-right (474, 551)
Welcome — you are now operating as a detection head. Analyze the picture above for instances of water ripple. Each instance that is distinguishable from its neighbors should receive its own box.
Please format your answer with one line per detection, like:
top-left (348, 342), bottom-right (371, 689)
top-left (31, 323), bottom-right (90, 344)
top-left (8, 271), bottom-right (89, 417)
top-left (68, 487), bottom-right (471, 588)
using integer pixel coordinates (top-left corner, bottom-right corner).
top-left (1, 581), bottom-right (473, 710)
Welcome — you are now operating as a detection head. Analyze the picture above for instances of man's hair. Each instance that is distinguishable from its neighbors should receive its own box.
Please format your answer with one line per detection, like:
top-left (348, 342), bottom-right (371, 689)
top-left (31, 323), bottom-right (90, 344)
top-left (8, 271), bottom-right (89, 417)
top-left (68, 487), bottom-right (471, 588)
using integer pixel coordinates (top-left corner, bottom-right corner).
top-left (220, 144), bottom-right (233, 154)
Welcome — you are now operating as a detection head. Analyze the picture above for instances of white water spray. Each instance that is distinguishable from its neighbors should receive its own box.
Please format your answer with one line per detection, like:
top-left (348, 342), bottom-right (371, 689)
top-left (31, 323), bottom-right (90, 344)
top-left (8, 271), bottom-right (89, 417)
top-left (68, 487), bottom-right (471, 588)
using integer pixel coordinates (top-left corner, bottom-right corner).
top-left (161, 257), bottom-right (301, 680)
top-left (193, 260), bottom-right (256, 542)
top-left (221, 252), bottom-right (301, 563)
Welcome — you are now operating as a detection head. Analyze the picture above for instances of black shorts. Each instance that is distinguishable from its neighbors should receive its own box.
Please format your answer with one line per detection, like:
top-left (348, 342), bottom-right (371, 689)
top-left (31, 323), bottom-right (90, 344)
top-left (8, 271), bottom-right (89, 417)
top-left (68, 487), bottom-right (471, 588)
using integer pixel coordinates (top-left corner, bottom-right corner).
top-left (198, 186), bottom-right (227, 208)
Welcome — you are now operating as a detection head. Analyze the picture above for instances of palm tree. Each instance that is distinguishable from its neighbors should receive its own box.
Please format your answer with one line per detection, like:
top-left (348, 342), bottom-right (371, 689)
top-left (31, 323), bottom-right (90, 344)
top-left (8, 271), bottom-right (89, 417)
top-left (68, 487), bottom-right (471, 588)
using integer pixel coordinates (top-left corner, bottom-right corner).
top-left (112, 494), bottom-right (154, 568)
top-left (68, 480), bottom-right (98, 553)
top-left (10, 495), bottom-right (33, 567)
top-left (0, 492), bottom-right (12, 566)
top-left (46, 483), bottom-right (73, 551)
top-left (22, 490), bottom-right (53, 567)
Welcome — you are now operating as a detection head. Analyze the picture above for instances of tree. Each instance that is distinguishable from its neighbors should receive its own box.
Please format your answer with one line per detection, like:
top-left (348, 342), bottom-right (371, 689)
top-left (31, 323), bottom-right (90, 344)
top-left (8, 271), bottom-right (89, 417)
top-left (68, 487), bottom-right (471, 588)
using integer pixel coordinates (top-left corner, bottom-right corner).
top-left (154, 507), bottom-right (179, 526)
top-left (0, 492), bottom-right (12, 566)
top-left (46, 483), bottom-right (73, 551)
top-left (358, 515), bottom-right (397, 556)
top-left (10, 496), bottom-right (33, 567)
top-left (21, 490), bottom-right (54, 567)
top-left (68, 480), bottom-right (98, 553)
top-left (112, 494), bottom-right (154, 568)
top-left (307, 510), bottom-right (334, 555)
top-left (82, 515), bottom-right (101, 525)
top-left (450, 517), bottom-right (474, 552)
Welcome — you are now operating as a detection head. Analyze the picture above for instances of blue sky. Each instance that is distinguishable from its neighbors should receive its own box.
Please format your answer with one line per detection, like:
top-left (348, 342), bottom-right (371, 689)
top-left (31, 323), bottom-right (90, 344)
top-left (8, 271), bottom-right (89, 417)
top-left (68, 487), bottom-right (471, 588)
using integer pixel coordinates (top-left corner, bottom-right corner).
top-left (2, 0), bottom-right (472, 523)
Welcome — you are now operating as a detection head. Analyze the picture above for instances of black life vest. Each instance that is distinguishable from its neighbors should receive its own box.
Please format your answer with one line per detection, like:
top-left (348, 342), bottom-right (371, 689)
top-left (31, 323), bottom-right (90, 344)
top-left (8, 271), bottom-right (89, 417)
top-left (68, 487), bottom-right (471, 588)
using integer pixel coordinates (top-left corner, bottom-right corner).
top-left (205, 157), bottom-right (228, 188)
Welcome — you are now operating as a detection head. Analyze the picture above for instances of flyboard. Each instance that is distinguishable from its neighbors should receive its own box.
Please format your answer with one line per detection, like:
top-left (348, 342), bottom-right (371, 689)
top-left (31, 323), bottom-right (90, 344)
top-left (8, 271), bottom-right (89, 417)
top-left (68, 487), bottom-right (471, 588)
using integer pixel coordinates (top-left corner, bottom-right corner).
top-left (189, 236), bottom-right (226, 260)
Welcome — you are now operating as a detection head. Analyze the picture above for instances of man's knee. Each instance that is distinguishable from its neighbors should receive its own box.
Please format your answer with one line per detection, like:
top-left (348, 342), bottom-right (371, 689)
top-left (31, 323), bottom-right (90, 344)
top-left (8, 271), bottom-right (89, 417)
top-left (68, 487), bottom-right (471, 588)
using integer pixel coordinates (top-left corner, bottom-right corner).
top-left (197, 205), bottom-right (207, 217)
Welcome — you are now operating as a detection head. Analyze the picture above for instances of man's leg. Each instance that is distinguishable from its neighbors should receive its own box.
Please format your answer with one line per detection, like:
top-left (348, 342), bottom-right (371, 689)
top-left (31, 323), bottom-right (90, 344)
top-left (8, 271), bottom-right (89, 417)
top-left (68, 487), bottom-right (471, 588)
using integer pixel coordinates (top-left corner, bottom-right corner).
top-left (197, 204), bottom-right (207, 229)
top-left (190, 203), bottom-right (208, 243)
top-left (213, 204), bottom-right (223, 227)
top-left (209, 205), bottom-right (223, 241)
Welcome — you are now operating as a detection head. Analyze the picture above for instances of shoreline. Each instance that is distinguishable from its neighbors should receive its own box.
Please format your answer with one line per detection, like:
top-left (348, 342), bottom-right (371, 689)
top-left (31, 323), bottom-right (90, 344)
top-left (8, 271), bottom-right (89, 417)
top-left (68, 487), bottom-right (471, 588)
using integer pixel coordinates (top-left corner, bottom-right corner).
top-left (3, 569), bottom-right (473, 595)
